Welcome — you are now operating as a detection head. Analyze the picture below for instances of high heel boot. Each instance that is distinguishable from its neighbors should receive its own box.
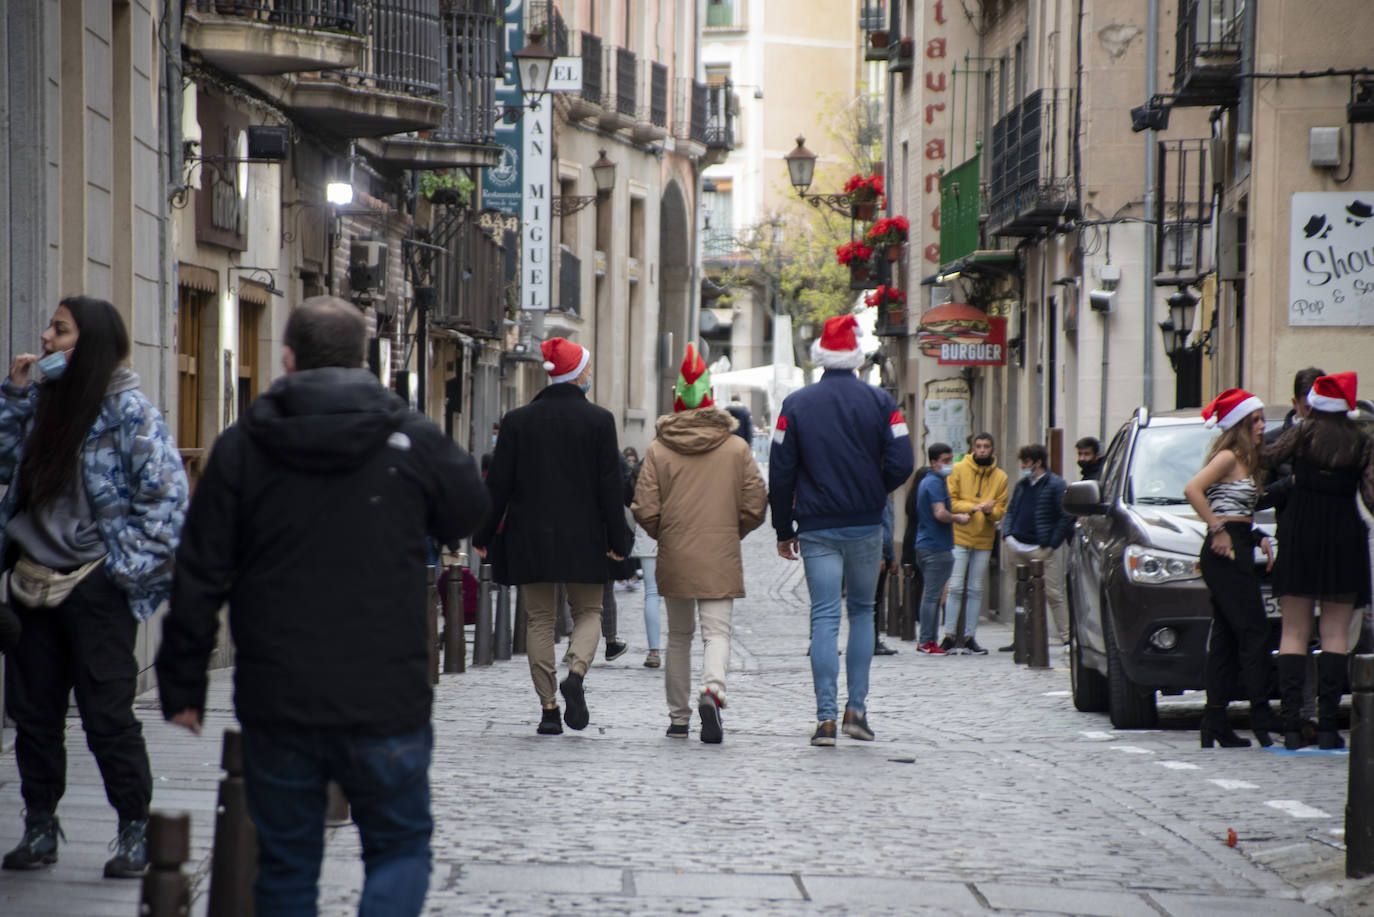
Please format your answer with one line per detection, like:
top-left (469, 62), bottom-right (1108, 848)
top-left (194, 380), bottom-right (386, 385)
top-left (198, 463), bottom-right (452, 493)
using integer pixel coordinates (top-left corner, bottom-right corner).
top-left (1277, 653), bottom-right (1309, 750)
top-left (1249, 700), bottom-right (1279, 748)
top-left (1316, 651), bottom-right (1349, 750)
top-left (1200, 704), bottom-right (1250, 748)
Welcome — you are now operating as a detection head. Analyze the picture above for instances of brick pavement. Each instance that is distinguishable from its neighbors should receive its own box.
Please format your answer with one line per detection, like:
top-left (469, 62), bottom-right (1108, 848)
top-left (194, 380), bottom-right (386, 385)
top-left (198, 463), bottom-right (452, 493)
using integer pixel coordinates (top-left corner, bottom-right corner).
top-left (1, 526), bottom-right (1371, 915)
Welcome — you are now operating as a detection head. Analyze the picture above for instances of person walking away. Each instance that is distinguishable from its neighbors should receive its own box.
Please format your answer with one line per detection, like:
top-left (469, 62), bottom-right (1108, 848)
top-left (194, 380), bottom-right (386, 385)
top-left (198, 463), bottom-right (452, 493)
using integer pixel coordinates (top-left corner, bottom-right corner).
top-left (941, 433), bottom-right (1008, 654)
top-left (725, 395), bottom-right (754, 444)
top-left (1181, 390), bottom-right (1278, 748)
top-left (473, 337), bottom-right (632, 735)
top-left (1261, 372), bottom-right (1374, 750)
top-left (633, 344), bottom-right (766, 742)
top-left (769, 315), bottom-right (914, 746)
top-left (1002, 444), bottom-right (1074, 652)
top-left (1, 297), bottom-right (188, 878)
top-left (157, 298), bottom-right (487, 915)
top-left (913, 443), bottom-right (968, 654)
top-left (1075, 437), bottom-right (1103, 480)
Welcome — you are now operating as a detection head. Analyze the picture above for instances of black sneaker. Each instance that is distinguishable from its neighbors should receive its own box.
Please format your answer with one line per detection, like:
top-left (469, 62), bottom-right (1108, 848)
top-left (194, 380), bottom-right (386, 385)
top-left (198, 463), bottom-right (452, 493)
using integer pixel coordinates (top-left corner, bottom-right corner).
top-left (605, 640), bottom-right (629, 661)
top-left (103, 817), bottom-right (148, 879)
top-left (559, 672), bottom-right (589, 730)
top-left (2, 811), bottom-right (61, 870)
top-left (698, 691), bottom-right (724, 744)
top-left (537, 707), bottom-right (563, 735)
top-left (842, 709), bottom-right (875, 741)
top-left (939, 635), bottom-right (956, 652)
top-left (665, 723), bottom-right (689, 738)
top-left (874, 641), bottom-right (899, 656)
top-left (964, 637), bottom-right (989, 655)
top-left (810, 720), bottom-right (837, 747)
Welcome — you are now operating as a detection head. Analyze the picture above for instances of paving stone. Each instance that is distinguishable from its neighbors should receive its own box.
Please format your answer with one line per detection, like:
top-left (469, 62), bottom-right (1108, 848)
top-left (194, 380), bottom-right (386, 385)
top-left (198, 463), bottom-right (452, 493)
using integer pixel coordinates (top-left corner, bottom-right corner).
top-left (456, 862), bottom-right (624, 894)
top-left (633, 869), bottom-right (802, 900)
top-left (1150, 891), bottom-right (1335, 917)
top-left (977, 883), bottom-right (1159, 917)
top-left (802, 875), bottom-right (980, 911)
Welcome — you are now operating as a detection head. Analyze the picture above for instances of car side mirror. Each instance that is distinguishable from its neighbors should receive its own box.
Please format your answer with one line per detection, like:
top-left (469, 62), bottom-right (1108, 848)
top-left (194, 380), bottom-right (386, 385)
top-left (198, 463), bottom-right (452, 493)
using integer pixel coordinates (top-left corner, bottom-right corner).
top-left (1063, 480), bottom-right (1107, 516)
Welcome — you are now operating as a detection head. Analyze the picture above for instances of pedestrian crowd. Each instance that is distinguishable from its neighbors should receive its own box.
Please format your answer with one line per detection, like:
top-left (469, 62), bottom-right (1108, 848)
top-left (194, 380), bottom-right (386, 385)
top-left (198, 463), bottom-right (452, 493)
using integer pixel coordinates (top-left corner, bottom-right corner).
top-left (0, 295), bottom-right (1370, 917)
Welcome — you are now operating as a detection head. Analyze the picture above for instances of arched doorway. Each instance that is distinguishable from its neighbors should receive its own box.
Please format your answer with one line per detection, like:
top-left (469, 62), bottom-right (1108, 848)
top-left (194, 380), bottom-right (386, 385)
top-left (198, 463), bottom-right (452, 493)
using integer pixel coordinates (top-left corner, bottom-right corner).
top-left (657, 180), bottom-right (692, 416)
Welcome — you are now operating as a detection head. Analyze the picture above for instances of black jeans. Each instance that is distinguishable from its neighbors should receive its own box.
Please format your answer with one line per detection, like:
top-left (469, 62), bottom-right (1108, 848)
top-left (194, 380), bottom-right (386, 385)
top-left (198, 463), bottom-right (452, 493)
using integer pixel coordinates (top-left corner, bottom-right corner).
top-left (1199, 523), bottom-right (1272, 708)
top-left (4, 566), bottom-right (153, 820)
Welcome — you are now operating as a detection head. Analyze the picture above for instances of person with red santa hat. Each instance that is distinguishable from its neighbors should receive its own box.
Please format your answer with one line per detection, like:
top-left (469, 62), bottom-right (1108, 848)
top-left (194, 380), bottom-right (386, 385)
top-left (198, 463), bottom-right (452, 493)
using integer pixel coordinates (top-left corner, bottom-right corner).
top-left (1262, 371), bottom-right (1374, 750)
top-left (472, 337), bottom-right (632, 736)
top-left (768, 314), bottom-right (914, 747)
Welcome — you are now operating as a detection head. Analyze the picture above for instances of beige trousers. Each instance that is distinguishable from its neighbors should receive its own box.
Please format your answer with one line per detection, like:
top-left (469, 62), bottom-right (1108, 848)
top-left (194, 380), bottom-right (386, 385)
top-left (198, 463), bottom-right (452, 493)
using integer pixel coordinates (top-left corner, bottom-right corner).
top-left (1005, 542), bottom-right (1069, 644)
top-left (525, 582), bottom-right (603, 706)
top-left (663, 597), bottom-right (733, 725)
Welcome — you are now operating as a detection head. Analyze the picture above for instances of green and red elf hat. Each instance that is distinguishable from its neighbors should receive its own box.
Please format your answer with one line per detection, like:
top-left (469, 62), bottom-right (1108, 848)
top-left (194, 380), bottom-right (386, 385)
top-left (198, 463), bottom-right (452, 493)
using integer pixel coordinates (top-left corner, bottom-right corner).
top-left (673, 343), bottom-right (715, 412)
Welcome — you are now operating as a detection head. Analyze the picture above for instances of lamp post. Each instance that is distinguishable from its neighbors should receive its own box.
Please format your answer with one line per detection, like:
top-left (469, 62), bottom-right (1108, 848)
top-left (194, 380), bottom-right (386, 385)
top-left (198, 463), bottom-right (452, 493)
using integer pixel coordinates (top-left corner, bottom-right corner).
top-left (783, 135), bottom-right (854, 217)
top-left (552, 150), bottom-right (617, 217)
top-left (1159, 285), bottom-right (1203, 409)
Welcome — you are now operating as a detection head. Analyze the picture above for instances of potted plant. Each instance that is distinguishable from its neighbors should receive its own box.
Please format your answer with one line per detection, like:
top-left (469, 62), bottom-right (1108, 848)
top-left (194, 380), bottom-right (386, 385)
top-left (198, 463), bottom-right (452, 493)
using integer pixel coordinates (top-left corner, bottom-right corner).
top-left (864, 284), bottom-right (907, 326)
top-left (865, 29), bottom-right (890, 61)
top-left (866, 215), bottom-right (910, 260)
top-left (419, 170), bottom-right (474, 206)
top-left (836, 240), bottom-right (875, 286)
top-left (843, 173), bottom-right (884, 221)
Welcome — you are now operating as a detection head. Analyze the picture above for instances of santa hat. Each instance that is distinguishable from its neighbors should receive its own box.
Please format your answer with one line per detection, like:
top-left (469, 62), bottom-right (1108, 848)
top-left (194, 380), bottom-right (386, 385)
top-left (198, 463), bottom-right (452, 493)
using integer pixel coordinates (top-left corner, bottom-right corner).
top-left (1201, 388), bottom-right (1264, 431)
top-left (810, 314), bottom-right (865, 371)
top-left (673, 343), bottom-right (714, 412)
top-left (541, 337), bottom-right (590, 384)
top-left (1306, 371), bottom-right (1360, 419)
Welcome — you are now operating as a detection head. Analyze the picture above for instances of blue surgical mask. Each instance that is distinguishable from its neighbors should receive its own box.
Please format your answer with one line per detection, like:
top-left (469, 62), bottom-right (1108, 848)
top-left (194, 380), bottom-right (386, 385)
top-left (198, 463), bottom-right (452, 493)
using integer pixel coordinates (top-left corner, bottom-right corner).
top-left (35, 349), bottom-right (70, 382)
top-left (937, 464), bottom-right (953, 477)
top-left (577, 381), bottom-right (591, 393)
top-left (1020, 467), bottom-right (1034, 480)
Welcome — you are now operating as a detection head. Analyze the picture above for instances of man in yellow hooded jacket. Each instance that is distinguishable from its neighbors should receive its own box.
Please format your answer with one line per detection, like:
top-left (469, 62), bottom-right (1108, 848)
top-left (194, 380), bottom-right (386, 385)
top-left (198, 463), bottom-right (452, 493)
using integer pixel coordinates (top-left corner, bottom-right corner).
top-left (941, 433), bottom-right (1008, 654)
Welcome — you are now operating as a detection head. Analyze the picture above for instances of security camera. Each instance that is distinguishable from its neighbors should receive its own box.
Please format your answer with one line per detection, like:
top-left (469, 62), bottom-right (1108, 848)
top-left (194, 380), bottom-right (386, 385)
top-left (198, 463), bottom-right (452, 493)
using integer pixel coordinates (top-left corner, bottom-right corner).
top-left (1088, 289), bottom-right (1116, 313)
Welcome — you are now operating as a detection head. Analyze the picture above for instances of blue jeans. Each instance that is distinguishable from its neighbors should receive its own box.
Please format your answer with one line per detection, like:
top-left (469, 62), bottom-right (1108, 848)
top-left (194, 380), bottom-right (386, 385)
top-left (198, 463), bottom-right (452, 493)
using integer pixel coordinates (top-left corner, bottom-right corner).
top-left (914, 548), bottom-right (954, 644)
top-left (640, 555), bottom-right (662, 650)
top-left (242, 723), bottom-right (434, 917)
top-left (800, 525), bottom-right (883, 722)
top-left (942, 546), bottom-right (991, 639)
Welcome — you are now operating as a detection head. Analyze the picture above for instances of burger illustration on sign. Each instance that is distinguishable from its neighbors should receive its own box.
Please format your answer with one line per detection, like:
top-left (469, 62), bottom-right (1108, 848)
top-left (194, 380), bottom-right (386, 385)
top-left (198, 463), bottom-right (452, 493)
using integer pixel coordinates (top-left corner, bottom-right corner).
top-left (915, 303), bottom-right (1008, 366)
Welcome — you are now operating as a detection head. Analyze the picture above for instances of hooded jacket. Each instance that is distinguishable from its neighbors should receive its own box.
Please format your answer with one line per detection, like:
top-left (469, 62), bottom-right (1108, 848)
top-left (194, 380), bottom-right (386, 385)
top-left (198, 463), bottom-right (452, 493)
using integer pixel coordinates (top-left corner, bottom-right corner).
top-left (632, 408), bottom-right (766, 598)
top-left (156, 367), bottom-right (487, 734)
top-left (946, 453), bottom-right (1008, 549)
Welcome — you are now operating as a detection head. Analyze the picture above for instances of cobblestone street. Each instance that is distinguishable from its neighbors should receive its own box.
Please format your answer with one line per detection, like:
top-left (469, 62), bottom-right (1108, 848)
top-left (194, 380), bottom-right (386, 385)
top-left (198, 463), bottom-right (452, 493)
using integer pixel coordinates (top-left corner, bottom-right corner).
top-left (2, 527), bottom-right (1371, 915)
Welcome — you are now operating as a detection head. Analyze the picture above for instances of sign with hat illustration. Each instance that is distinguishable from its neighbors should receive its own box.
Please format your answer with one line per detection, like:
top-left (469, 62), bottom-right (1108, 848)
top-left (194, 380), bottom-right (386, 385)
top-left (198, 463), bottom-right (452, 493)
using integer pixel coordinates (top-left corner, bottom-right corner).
top-left (1288, 191), bottom-right (1374, 326)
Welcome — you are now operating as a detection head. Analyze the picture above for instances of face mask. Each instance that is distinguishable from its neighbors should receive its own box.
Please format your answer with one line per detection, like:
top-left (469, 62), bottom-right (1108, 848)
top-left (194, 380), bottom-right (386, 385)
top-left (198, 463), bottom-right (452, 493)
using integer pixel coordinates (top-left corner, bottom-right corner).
top-left (972, 453), bottom-right (994, 467)
top-left (937, 464), bottom-right (953, 477)
top-left (1020, 467), bottom-right (1034, 480)
top-left (35, 349), bottom-right (70, 382)
top-left (1077, 459), bottom-right (1093, 471)
top-left (577, 381), bottom-right (591, 394)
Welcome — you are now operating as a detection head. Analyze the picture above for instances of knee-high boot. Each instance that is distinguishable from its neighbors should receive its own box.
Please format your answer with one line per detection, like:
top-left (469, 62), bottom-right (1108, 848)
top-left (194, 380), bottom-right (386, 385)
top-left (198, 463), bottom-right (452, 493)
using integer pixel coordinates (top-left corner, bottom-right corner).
top-left (1316, 651), bottom-right (1349, 750)
top-left (1277, 653), bottom-right (1309, 750)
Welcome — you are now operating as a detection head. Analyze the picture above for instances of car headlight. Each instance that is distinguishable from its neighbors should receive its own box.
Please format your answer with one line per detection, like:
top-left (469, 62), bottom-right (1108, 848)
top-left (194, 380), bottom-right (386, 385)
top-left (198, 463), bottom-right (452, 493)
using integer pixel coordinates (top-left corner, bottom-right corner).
top-left (1124, 544), bottom-right (1200, 584)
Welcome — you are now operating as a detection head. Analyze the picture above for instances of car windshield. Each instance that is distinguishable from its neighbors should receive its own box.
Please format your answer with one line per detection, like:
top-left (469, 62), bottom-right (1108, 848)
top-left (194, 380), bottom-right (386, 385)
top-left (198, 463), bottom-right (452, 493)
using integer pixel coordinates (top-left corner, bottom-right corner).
top-left (1126, 424), bottom-right (1220, 506)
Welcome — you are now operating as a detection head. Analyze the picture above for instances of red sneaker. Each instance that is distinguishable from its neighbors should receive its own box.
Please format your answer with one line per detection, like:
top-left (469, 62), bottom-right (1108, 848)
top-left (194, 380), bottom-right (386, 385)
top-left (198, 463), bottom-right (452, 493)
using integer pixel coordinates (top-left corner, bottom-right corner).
top-left (917, 641), bottom-right (948, 655)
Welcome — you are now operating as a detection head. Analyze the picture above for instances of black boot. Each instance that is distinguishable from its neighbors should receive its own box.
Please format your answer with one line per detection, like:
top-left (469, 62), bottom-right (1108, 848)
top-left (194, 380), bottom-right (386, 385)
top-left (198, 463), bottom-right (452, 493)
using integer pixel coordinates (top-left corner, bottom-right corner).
top-left (1277, 653), bottom-right (1309, 750)
top-left (1200, 705), bottom-right (1250, 748)
top-left (1249, 701), bottom-right (1279, 748)
top-left (103, 817), bottom-right (148, 879)
top-left (2, 811), bottom-right (61, 870)
top-left (1316, 651), bottom-right (1349, 750)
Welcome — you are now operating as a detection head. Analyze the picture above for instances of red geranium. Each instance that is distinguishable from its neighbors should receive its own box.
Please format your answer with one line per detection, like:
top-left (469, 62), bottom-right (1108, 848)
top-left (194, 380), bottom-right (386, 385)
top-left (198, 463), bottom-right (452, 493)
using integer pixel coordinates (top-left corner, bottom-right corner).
top-left (835, 240), bottom-right (874, 266)
top-left (863, 285), bottom-right (906, 309)
top-left (866, 215), bottom-right (910, 246)
top-left (843, 173), bottom-right (884, 203)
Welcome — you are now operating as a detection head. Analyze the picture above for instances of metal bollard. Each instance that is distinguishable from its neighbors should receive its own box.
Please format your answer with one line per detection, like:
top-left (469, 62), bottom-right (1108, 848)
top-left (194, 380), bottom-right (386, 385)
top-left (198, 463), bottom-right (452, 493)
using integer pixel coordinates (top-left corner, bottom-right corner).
top-left (900, 564), bottom-right (917, 642)
top-left (886, 568), bottom-right (901, 640)
top-left (1013, 564), bottom-right (1029, 665)
top-left (473, 564), bottom-right (494, 666)
top-left (208, 730), bottom-right (256, 917)
top-left (1027, 559), bottom-right (1049, 669)
top-left (426, 565), bottom-right (440, 685)
top-left (139, 811), bottom-right (190, 917)
top-left (494, 583), bottom-right (512, 660)
top-left (513, 587), bottom-right (528, 655)
top-left (443, 564), bottom-right (466, 673)
top-left (1348, 654), bottom-right (1374, 878)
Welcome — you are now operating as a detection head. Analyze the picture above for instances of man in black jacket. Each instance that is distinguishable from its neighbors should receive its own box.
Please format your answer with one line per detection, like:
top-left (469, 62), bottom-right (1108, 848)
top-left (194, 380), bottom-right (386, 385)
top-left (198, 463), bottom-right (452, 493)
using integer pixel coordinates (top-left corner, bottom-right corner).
top-left (473, 337), bottom-right (631, 735)
top-left (156, 297), bottom-right (487, 917)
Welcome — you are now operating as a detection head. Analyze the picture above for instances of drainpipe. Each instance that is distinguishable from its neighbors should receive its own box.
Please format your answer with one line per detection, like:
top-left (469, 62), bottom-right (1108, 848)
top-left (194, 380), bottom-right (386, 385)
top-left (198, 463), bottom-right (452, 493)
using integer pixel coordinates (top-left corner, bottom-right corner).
top-left (1141, 0), bottom-right (1159, 409)
top-left (160, 0), bottom-right (183, 410)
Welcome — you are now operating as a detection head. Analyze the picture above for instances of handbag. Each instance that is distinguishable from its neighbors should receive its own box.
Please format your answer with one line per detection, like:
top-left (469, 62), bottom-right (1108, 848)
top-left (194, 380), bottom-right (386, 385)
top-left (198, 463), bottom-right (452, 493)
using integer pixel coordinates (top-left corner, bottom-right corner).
top-left (5, 554), bottom-right (105, 608)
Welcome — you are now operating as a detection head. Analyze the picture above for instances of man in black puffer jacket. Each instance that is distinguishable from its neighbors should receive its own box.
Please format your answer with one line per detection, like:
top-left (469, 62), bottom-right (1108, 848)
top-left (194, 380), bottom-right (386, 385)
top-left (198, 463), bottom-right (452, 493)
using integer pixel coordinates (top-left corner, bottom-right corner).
top-left (1003, 443), bottom-right (1072, 649)
top-left (156, 297), bottom-right (487, 916)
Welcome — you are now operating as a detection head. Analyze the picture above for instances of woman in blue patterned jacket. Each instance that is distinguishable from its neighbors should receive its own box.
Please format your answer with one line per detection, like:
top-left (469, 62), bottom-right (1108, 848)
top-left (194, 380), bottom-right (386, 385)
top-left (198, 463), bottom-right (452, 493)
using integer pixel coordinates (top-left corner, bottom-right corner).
top-left (0, 296), bottom-right (187, 879)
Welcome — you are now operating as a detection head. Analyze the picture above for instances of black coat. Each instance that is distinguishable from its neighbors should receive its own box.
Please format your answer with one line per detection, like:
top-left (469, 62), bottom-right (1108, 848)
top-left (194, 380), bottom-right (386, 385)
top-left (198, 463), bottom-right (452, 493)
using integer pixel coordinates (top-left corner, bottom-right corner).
top-left (157, 368), bottom-right (488, 735)
top-left (474, 383), bottom-right (632, 584)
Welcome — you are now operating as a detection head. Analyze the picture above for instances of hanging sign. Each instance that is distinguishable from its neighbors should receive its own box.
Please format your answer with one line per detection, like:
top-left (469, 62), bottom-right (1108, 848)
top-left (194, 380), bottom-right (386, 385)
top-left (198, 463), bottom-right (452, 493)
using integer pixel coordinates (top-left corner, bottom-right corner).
top-left (915, 303), bottom-right (1007, 365)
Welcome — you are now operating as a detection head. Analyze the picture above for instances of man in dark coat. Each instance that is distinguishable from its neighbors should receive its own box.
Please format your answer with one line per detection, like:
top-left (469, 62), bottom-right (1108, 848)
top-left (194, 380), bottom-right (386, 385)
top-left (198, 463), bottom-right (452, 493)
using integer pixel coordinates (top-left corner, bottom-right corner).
top-left (157, 297), bottom-right (487, 915)
top-left (473, 337), bottom-right (632, 736)
top-left (1003, 443), bottom-right (1073, 648)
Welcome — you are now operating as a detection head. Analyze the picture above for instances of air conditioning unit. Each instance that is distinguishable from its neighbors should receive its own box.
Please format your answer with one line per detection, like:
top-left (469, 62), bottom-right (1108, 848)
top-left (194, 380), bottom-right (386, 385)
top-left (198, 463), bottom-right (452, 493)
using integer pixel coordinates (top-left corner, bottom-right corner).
top-left (349, 239), bottom-right (388, 295)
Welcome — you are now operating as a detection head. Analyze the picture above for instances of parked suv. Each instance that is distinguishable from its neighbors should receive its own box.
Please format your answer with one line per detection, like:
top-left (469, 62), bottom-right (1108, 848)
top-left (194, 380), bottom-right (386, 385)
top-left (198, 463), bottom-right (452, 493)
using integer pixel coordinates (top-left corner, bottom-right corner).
top-left (1060, 406), bottom-right (1284, 729)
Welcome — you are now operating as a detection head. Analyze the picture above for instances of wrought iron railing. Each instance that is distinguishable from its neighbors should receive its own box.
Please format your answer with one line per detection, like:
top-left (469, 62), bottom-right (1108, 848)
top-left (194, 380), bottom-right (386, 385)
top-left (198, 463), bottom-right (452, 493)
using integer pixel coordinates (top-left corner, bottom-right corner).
top-left (526, 0), bottom-right (568, 55)
top-left (690, 80), bottom-right (709, 144)
top-left (580, 32), bottom-right (603, 105)
top-left (189, 0), bottom-right (361, 32)
top-left (1154, 138), bottom-right (1212, 276)
top-left (649, 63), bottom-right (668, 127)
top-left (339, 0), bottom-right (443, 97)
top-left (1175, 0), bottom-right (1244, 84)
top-left (616, 48), bottom-right (637, 117)
top-left (987, 89), bottom-right (1077, 235)
top-left (437, 211), bottom-right (506, 335)
top-left (859, 0), bottom-right (886, 31)
top-left (434, 0), bottom-right (501, 145)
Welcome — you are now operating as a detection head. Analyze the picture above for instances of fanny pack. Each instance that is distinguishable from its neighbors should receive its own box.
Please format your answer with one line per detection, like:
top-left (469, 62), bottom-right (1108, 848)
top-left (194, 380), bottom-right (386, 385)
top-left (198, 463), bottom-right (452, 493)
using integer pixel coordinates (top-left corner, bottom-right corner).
top-left (4, 555), bottom-right (106, 608)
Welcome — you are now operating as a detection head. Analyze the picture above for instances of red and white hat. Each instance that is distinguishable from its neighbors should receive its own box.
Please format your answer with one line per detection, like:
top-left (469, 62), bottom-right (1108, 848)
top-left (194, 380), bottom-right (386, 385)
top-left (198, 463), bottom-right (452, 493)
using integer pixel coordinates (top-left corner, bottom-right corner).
top-left (1306, 371), bottom-right (1360, 418)
top-left (810, 314), bottom-right (865, 371)
top-left (1201, 388), bottom-right (1264, 431)
top-left (541, 337), bottom-right (590, 384)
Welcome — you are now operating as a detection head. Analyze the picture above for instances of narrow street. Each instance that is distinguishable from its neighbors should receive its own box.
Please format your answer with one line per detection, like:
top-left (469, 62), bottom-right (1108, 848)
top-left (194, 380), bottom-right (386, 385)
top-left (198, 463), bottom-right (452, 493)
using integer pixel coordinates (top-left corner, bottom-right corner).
top-left (1, 526), bottom-right (1367, 916)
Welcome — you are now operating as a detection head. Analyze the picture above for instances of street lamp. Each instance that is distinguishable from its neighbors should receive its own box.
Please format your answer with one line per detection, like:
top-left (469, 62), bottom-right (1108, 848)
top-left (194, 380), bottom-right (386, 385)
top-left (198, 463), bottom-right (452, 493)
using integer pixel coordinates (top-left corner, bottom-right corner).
top-left (591, 149), bottom-right (616, 194)
top-left (512, 32), bottom-right (555, 96)
top-left (552, 150), bottom-right (618, 217)
top-left (783, 134), bottom-right (855, 217)
top-left (1166, 287), bottom-right (1198, 337)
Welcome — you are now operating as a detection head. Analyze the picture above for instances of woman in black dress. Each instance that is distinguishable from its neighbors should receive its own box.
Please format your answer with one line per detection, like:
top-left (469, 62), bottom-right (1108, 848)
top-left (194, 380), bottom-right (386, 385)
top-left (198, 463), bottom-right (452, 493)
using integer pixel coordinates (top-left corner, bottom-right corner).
top-left (1261, 372), bottom-right (1374, 750)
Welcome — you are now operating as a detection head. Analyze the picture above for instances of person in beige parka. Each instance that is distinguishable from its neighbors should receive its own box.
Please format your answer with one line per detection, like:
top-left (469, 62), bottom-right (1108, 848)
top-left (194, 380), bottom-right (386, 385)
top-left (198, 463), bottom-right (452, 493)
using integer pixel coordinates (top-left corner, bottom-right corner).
top-left (632, 345), bottom-right (767, 743)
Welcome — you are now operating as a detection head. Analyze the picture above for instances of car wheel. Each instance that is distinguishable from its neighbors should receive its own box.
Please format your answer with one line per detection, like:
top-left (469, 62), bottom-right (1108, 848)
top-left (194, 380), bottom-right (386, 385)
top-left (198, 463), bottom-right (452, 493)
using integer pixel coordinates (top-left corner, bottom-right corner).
top-left (1103, 604), bottom-right (1158, 729)
top-left (1069, 599), bottom-right (1108, 713)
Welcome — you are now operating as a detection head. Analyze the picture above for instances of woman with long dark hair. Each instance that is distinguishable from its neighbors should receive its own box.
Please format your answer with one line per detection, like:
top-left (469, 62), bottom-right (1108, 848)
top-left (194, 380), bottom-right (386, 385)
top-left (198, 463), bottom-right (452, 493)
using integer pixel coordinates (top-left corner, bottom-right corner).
top-left (0, 297), bottom-right (187, 878)
top-left (1262, 372), bottom-right (1374, 750)
top-left (1183, 389), bottom-right (1276, 748)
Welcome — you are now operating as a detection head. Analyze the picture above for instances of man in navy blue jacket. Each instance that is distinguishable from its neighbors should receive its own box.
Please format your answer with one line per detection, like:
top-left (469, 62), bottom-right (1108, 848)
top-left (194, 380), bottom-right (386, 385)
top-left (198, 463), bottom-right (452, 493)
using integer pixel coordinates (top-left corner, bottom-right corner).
top-left (769, 315), bottom-right (914, 746)
top-left (1003, 443), bottom-right (1073, 649)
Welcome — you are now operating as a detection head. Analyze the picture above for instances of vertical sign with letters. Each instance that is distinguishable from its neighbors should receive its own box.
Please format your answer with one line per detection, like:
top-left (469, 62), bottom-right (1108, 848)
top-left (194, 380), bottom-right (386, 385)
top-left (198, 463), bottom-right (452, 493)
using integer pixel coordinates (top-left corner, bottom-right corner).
top-left (522, 94), bottom-right (551, 311)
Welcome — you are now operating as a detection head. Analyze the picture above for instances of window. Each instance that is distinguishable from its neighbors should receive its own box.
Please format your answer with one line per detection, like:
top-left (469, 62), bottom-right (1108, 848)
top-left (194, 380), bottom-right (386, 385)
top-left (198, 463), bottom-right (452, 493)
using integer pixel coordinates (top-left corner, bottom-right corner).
top-left (237, 298), bottom-right (264, 420)
top-left (177, 285), bottom-right (207, 451)
top-left (706, 0), bottom-right (736, 28)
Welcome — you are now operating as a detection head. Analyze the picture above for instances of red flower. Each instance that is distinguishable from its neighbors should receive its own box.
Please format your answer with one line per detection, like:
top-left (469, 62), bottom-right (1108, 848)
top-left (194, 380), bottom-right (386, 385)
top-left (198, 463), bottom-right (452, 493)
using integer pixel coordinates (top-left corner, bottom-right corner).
top-left (863, 285), bottom-right (906, 308)
top-left (843, 173), bottom-right (884, 203)
top-left (865, 215), bottom-right (910, 246)
top-left (835, 240), bottom-right (874, 266)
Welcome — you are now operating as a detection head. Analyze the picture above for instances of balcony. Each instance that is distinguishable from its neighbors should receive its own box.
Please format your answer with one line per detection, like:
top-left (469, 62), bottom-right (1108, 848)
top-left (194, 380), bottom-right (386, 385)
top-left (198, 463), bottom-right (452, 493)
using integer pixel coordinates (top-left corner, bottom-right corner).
top-left (862, 1), bottom-right (890, 62)
top-left (358, 0), bottom-right (502, 168)
top-left (632, 60), bottom-right (669, 143)
top-left (985, 89), bottom-right (1079, 238)
top-left (434, 210), bottom-right (507, 337)
top-left (565, 31), bottom-right (604, 122)
top-left (247, 0), bottom-right (446, 137)
top-left (873, 308), bottom-right (908, 338)
top-left (598, 47), bottom-right (637, 132)
top-left (183, 0), bottom-right (366, 75)
top-left (1173, 0), bottom-right (1244, 107)
top-left (705, 0), bottom-right (745, 30)
top-left (1153, 138), bottom-right (1213, 286)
